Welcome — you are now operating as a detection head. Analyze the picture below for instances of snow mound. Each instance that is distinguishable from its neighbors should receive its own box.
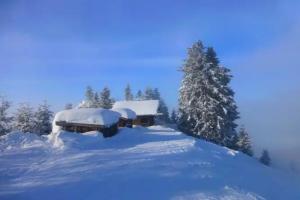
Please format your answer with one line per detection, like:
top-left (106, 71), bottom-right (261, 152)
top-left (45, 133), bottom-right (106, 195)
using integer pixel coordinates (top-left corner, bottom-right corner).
top-left (52, 131), bottom-right (104, 150)
top-left (111, 108), bottom-right (136, 119)
top-left (52, 108), bottom-right (121, 133)
top-left (0, 132), bottom-right (49, 151)
top-left (113, 100), bottom-right (159, 115)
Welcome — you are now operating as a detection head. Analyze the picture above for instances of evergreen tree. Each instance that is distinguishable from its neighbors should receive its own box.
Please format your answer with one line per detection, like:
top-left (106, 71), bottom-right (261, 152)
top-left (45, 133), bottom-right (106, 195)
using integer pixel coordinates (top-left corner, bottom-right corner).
top-left (144, 87), bottom-right (154, 100)
top-left (83, 86), bottom-right (96, 108)
top-left (0, 97), bottom-right (13, 136)
top-left (206, 46), bottom-right (239, 145)
top-left (136, 90), bottom-right (143, 100)
top-left (236, 126), bottom-right (253, 156)
top-left (152, 88), bottom-right (160, 100)
top-left (99, 87), bottom-right (113, 109)
top-left (227, 133), bottom-right (239, 151)
top-left (178, 41), bottom-right (239, 147)
top-left (94, 92), bottom-right (100, 107)
top-left (125, 84), bottom-right (134, 101)
top-left (206, 47), bottom-right (219, 66)
top-left (260, 150), bottom-right (271, 166)
top-left (85, 86), bottom-right (94, 102)
top-left (64, 103), bottom-right (73, 110)
top-left (152, 88), bottom-right (170, 123)
top-left (158, 99), bottom-right (170, 123)
top-left (34, 101), bottom-right (53, 135)
top-left (14, 103), bottom-right (35, 133)
top-left (178, 41), bottom-right (206, 136)
top-left (170, 109), bottom-right (178, 124)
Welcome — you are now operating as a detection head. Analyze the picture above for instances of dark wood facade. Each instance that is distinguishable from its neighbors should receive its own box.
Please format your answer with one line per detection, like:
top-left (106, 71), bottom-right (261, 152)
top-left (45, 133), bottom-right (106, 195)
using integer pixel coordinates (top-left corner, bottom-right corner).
top-left (55, 121), bottom-right (118, 138)
top-left (118, 118), bottom-right (133, 128)
top-left (133, 115), bottom-right (155, 127)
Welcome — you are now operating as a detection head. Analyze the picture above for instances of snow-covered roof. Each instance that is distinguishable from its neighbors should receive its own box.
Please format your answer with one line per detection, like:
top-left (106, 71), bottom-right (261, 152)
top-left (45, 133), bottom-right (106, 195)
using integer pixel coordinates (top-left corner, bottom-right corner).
top-left (113, 100), bottom-right (159, 116)
top-left (111, 108), bottom-right (137, 119)
top-left (53, 108), bottom-right (121, 128)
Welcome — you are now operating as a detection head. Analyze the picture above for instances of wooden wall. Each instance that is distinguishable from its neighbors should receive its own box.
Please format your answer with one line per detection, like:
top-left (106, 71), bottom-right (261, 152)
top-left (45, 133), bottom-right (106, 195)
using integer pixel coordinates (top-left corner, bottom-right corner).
top-left (56, 121), bottom-right (118, 137)
top-left (118, 118), bottom-right (133, 128)
top-left (133, 115), bottom-right (155, 127)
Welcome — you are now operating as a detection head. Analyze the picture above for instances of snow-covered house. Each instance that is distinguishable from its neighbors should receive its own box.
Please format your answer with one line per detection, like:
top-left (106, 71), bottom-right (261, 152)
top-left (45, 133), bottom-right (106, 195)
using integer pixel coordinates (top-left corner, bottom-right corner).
top-left (113, 100), bottom-right (159, 126)
top-left (111, 108), bottom-right (136, 128)
top-left (53, 108), bottom-right (121, 137)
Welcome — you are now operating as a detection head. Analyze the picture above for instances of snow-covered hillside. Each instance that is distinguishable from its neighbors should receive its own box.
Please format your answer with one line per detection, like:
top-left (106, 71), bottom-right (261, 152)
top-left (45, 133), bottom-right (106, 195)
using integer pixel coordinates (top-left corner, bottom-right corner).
top-left (0, 126), bottom-right (299, 200)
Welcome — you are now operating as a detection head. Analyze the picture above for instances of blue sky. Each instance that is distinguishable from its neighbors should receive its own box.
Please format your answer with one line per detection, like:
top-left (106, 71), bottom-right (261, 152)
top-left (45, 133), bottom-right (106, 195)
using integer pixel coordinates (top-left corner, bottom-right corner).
top-left (1, 0), bottom-right (300, 165)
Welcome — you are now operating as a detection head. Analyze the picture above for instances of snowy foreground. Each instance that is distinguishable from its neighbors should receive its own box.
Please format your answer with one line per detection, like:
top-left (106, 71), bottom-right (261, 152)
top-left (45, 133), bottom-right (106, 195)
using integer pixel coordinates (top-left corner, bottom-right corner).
top-left (1, 126), bottom-right (299, 200)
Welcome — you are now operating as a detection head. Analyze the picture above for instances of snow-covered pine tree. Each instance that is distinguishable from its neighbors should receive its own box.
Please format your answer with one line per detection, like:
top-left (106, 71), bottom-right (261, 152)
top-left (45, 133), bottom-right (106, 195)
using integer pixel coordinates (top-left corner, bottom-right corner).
top-left (260, 150), bottom-right (271, 166)
top-left (136, 90), bottom-right (143, 100)
top-left (205, 46), bottom-right (219, 66)
top-left (85, 86), bottom-right (94, 101)
top-left (34, 101), bottom-right (53, 135)
top-left (0, 96), bottom-right (13, 136)
top-left (170, 109), bottom-right (178, 124)
top-left (236, 126), bottom-right (253, 156)
top-left (94, 92), bottom-right (100, 107)
top-left (158, 99), bottom-right (170, 123)
top-left (227, 133), bottom-right (239, 151)
top-left (152, 88), bottom-right (158, 99)
top-left (178, 41), bottom-right (239, 147)
top-left (178, 42), bottom-right (206, 136)
top-left (83, 86), bottom-right (96, 108)
top-left (205, 47), bottom-right (239, 146)
top-left (99, 87), bottom-right (113, 109)
top-left (64, 103), bottom-right (73, 110)
top-left (144, 87), bottom-right (154, 100)
top-left (125, 84), bottom-right (134, 101)
top-left (14, 103), bottom-right (35, 133)
top-left (152, 88), bottom-right (170, 123)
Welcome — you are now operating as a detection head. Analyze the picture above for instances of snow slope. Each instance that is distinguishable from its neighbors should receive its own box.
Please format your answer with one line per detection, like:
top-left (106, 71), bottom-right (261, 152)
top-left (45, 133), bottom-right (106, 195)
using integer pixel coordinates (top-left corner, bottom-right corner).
top-left (0, 126), bottom-right (299, 200)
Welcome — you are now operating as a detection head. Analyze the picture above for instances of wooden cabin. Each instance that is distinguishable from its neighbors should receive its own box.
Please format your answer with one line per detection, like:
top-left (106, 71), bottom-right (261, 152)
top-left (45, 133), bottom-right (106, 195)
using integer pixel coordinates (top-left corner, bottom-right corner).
top-left (52, 108), bottom-right (121, 138)
top-left (111, 108), bottom-right (136, 128)
top-left (55, 121), bottom-right (118, 137)
top-left (113, 100), bottom-right (160, 127)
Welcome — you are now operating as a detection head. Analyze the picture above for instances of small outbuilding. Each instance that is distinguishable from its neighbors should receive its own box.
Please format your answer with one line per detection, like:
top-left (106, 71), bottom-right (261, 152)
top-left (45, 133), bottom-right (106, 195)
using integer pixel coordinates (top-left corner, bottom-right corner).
top-left (113, 100), bottom-right (160, 127)
top-left (52, 108), bottom-right (121, 137)
top-left (111, 108), bottom-right (136, 128)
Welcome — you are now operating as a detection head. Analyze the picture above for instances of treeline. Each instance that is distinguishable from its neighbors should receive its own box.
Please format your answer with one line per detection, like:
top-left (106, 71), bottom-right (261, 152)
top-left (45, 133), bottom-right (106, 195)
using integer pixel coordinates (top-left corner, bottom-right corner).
top-left (0, 84), bottom-right (172, 136)
top-left (175, 41), bottom-right (271, 165)
top-left (0, 97), bottom-right (53, 136)
top-left (74, 85), bottom-right (170, 123)
top-left (76, 86), bottom-right (115, 109)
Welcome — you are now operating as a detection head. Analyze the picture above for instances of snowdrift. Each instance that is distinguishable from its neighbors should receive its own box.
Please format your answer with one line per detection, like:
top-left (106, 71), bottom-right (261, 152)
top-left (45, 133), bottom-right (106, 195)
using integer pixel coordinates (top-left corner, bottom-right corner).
top-left (0, 132), bottom-right (51, 151)
top-left (0, 126), bottom-right (299, 200)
